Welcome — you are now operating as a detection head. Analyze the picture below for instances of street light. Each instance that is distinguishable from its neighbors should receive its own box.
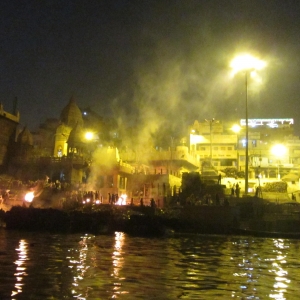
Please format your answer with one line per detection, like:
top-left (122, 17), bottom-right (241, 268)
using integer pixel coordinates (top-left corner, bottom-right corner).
top-left (230, 54), bottom-right (266, 196)
top-left (85, 131), bottom-right (94, 141)
top-left (205, 118), bottom-right (215, 166)
top-left (271, 144), bottom-right (287, 179)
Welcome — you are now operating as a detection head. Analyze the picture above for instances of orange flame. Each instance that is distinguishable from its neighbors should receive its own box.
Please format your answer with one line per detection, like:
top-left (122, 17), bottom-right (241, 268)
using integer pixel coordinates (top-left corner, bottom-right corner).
top-left (24, 192), bottom-right (34, 203)
top-left (115, 194), bottom-right (127, 205)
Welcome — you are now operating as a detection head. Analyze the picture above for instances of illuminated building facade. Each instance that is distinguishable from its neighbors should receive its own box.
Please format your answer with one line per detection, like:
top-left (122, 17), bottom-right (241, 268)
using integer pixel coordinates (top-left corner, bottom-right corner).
top-left (237, 118), bottom-right (294, 178)
top-left (120, 146), bottom-right (200, 206)
top-left (189, 120), bottom-right (238, 170)
top-left (189, 118), bottom-right (299, 180)
top-left (53, 95), bottom-right (84, 157)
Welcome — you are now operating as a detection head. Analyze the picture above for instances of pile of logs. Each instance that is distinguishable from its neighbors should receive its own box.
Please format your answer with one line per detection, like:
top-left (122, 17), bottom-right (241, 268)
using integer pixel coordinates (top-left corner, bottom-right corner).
top-left (261, 181), bottom-right (288, 193)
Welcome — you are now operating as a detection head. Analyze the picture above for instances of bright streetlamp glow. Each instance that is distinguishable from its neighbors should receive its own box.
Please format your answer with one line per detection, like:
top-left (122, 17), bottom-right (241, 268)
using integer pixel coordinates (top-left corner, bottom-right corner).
top-left (271, 144), bottom-right (287, 157)
top-left (230, 54), bottom-right (266, 75)
top-left (85, 132), bottom-right (94, 140)
top-left (230, 53), bottom-right (266, 196)
top-left (231, 124), bottom-right (241, 133)
top-left (271, 144), bottom-right (287, 179)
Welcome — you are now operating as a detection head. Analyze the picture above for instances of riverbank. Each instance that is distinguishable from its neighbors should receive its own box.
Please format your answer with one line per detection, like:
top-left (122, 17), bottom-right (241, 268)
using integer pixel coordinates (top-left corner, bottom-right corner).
top-left (1, 204), bottom-right (239, 237)
top-left (2, 198), bottom-right (300, 238)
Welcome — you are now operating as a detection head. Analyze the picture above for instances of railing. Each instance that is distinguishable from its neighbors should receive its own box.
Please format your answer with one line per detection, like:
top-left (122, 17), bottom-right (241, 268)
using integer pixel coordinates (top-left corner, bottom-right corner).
top-left (12, 156), bottom-right (87, 165)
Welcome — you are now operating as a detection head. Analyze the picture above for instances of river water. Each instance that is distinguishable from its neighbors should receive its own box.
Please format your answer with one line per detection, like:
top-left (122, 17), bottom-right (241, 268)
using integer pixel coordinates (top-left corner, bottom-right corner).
top-left (1, 229), bottom-right (300, 300)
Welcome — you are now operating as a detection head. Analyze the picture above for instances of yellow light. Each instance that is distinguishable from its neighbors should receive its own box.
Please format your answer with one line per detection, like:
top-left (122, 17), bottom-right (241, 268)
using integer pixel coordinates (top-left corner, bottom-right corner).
top-left (231, 124), bottom-right (241, 133)
top-left (271, 144), bottom-right (287, 157)
top-left (85, 132), bottom-right (94, 140)
top-left (230, 54), bottom-right (266, 75)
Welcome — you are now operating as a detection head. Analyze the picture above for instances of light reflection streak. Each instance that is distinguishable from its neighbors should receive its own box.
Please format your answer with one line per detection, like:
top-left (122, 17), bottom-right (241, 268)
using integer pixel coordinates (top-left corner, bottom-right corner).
top-left (111, 232), bottom-right (127, 297)
top-left (232, 239), bottom-right (291, 300)
top-left (269, 239), bottom-right (290, 299)
top-left (67, 234), bottom-right (92, 300)
top-left (11, 239), bottom-right (28, 299)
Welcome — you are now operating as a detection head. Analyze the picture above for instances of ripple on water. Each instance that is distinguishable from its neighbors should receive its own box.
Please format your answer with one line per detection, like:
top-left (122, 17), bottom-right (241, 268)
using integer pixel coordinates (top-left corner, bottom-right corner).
top-left (1, 230), bottom-right (300, 299)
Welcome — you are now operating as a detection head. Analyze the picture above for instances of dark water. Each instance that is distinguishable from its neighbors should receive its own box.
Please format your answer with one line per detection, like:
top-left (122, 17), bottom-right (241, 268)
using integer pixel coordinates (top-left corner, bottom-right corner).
top-left (1, 229), bottom-right (300, 299)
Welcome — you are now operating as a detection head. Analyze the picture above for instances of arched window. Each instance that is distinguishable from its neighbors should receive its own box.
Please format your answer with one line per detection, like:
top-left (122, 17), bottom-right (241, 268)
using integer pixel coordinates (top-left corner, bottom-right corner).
top-left (57, 146), bottom-right (62, 157)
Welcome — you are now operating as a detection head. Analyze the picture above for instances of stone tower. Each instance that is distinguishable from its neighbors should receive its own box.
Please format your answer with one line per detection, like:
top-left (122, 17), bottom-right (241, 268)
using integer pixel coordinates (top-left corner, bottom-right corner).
top-left (54, 96), bottom-right (84, 157)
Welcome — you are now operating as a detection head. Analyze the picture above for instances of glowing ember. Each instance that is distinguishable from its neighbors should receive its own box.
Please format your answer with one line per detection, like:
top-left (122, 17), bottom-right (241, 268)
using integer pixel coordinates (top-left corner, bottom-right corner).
top-left (24, 192), bottom-right (34, 203)
top-left (115, 194), bottom-right (127, 205)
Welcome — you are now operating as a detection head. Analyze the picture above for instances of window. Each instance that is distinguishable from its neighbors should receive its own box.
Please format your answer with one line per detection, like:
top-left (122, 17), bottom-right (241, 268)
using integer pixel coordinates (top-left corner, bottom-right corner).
top-left (57, 146), bottom-right (62, 157)
top-left (197, 144), bottom-right (206, 151)
top-left (119, 176), bottom-right (126, 189)
top-left (97, 176), bottom-right (104, 188)
top-left (220, 159), bottom-right (235, 166)
top-left (107, 176), bottom-right (113, 187)
top-left (221, 147), bottom-right (226, 150)
top-left (228, 147), bottom-right (232, 150)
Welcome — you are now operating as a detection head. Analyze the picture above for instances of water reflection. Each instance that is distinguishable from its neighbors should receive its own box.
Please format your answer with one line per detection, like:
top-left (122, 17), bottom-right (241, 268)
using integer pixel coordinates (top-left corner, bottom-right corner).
top-left (2, 230), bottom-right (300, 299)
top-left (269, 239), bottom-right (290, 299)
top-left (67, 234), bottom-right (92, 300)
top-left (112, 232), bottom-right (127, 298)
top-left (11, 239), bottom-right (28, 298)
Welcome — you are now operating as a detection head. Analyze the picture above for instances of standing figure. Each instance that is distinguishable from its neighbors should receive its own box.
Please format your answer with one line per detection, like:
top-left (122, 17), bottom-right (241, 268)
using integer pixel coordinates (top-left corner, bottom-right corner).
top-left (111, 193), bottom-right (115, 205)
top-left (231, 184), bottom-right (235, 196)
top-left (235, 183), bottom-right (240, 198)
top-left (150, 198), bottom-right (156, 208)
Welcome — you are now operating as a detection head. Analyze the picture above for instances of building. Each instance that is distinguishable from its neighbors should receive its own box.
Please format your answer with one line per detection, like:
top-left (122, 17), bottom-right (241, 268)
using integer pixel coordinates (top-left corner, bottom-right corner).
top-left (120, 146), bottom-right (200, 206)
top-left (189, 120), bottom-right (237, 171)
top-left (189, 118), bottom-right (300, 180)
top-left (238, 118), bottom-right (294, 179)
top-left (0, 102), bottom-right (20, 172)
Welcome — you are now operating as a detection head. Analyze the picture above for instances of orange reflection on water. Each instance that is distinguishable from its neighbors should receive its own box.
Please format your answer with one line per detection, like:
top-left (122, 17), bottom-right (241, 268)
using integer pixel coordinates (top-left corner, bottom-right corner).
top-left (11, 239), bottom-right (28, 298)
top-left (112, 232), bottom-right (125, 276)
top-left (112, 231), bottom-right (128, 297)
top-left (269, 239), bottom-right (290, 299)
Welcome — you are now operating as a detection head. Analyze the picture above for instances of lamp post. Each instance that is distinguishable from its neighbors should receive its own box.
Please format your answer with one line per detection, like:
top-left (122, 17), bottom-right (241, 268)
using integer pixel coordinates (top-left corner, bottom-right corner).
top-left (205, 118), bottom-right (215, 166)
top-left (230, 54), bottom-right (266, 196)
top-left (245, 71), bottom-right (249, 196)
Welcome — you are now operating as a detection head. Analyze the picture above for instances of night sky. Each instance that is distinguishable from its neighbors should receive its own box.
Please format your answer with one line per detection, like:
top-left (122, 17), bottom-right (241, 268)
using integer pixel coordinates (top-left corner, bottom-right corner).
top-left (1, 0), bottom-right (300, 137)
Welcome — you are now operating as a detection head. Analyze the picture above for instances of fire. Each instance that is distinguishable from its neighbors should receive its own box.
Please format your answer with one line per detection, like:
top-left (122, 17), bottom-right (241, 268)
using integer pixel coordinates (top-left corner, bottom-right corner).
top-left (115, 194), bottom-right (127, 205)
top-left (24, 191), bottom-right (34, 203)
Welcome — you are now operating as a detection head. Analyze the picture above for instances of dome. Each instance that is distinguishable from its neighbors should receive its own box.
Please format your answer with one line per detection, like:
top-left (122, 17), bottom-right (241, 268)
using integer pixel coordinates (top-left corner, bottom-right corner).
top-left (67, 122), bottom-right (84, 146)
top-left (17, 126), bottom-right (33, 146)
top-left (60, 95), bottom-right (84, 128)
top-left (56, 122), bottom-right (71, 135)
